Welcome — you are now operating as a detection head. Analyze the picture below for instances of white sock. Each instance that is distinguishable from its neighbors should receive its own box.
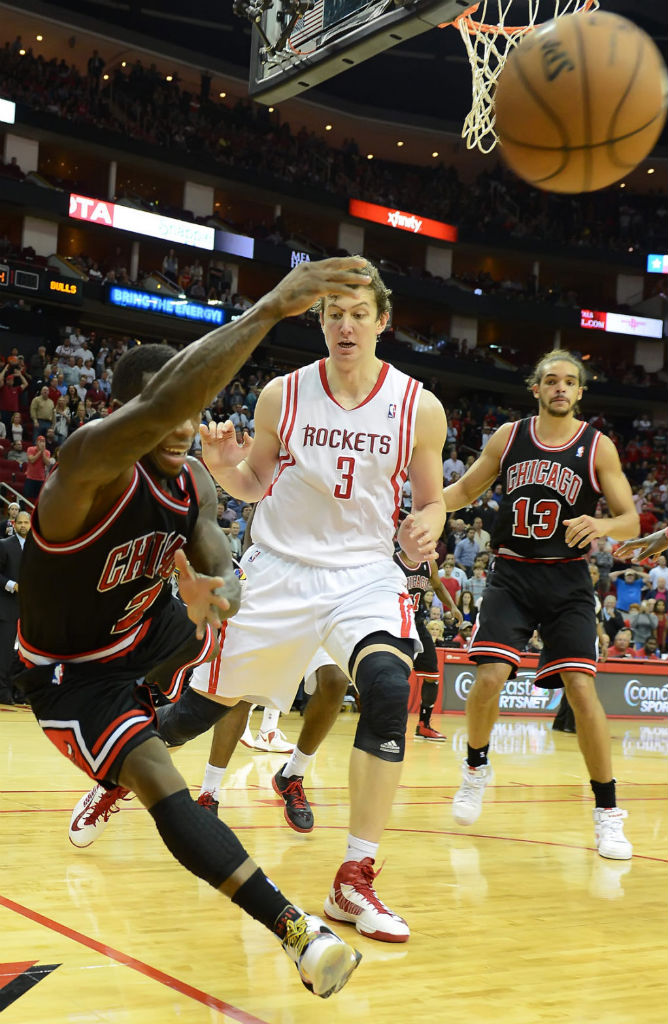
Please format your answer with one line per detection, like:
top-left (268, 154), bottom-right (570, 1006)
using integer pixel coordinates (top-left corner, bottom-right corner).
top-left (260, 707), bottom-right (280, 733)
top-left (282, 746), bottom-right (314, 779)
top-left (200, 764), bottom-right (226, 801)
top-left (345, 834), bottom-right (379, 864)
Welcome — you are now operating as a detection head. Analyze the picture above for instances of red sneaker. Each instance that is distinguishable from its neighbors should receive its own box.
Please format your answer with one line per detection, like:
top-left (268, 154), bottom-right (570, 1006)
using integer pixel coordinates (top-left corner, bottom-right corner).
top-left (324, 858), bottom-right (409, 942)
top-left (415, 722), bottom-right (447, 741)
top-left (69, 784), bottom-right (132, 848)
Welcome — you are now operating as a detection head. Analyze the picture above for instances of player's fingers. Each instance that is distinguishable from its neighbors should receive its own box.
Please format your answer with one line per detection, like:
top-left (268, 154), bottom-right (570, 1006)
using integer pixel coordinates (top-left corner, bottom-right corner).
top-left (174, 548), bottom-right (195, 579)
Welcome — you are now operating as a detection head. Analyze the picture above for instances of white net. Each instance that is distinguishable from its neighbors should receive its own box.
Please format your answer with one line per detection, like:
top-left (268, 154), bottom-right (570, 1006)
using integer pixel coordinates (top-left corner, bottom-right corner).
top-left (453, 0), bottom-right (599, 153)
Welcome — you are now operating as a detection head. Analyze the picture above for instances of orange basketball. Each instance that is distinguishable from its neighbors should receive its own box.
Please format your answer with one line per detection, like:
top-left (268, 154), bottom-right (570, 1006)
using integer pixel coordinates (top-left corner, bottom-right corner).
top-left (494, 11), bottom-right (668, 192)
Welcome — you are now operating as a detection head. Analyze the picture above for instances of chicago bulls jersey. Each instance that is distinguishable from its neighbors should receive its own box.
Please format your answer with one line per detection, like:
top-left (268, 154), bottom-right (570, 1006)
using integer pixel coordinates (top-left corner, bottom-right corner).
top-left (491, 416), bottom-right (602, 560)
top-left (393, 549), bottom-right (431, 623)
top-left (252, 359), bottom-right (422, 567)
top-left (18, 460), bottom-right (199, 665)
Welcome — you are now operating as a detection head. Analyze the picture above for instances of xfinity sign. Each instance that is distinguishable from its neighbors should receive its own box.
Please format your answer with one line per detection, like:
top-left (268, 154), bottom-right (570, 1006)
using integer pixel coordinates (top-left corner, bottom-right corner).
top-left (349, 199), bottom-right (457, 243)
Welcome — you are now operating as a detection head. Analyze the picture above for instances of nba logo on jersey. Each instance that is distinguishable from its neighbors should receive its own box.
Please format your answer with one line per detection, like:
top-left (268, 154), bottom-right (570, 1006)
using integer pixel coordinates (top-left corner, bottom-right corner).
top-left (576, 446), bottom-right (585, 458)
top-left (51, 663), bottom-right (64, 686)
top-left (388, 403), bottom-right (397, 418)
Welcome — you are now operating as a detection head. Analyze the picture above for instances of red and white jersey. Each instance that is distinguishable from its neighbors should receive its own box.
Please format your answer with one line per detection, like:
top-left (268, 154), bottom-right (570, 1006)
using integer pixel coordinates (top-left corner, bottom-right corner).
top-left (252, 359), bottom-right (422, 567)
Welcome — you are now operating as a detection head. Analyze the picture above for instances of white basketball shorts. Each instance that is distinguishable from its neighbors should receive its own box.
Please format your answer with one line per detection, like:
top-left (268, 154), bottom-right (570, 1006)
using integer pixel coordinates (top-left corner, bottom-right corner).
top-left (189, 543), bottom-right (418, 712)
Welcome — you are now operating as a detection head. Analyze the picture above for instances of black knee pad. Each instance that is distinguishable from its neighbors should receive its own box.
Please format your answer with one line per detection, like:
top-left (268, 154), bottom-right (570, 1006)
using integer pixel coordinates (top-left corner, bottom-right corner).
top-left (156, 686), bottom-right (230, 747)
top-left (150, 789), bottom-right (247, 888)
top-left (420, 679), bottom-right (438, 710)
top-left (353, 650), bottom-right (411, 762)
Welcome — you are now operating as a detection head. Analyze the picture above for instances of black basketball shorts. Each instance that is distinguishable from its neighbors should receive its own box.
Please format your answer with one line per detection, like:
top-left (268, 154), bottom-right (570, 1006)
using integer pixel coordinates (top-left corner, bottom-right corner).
top-left (414, 617), bottom-right (439, 676)
top-left (17, 598), bottom-right (216, 788)
top-left (468, 556), bottom-right (597, 689)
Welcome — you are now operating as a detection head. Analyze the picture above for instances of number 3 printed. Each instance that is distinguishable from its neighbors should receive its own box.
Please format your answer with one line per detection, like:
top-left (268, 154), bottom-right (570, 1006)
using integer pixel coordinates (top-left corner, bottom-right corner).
top-left (334, 456), bottom-right (355, 499)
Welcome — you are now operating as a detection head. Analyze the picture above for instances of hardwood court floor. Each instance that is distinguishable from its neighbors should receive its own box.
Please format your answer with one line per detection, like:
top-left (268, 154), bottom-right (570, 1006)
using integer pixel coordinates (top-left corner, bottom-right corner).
top-left (0, 704), bottom-right (666, 1024)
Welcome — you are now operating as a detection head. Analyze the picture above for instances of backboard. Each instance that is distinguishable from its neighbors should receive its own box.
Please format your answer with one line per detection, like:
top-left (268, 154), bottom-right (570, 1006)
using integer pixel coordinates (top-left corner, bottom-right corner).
top-left (248, 0), bottom-right (471, 103)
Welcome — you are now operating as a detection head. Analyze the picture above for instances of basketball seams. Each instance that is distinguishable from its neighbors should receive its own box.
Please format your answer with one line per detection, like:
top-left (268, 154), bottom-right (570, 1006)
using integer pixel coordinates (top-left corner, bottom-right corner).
top-left (573, 16), bottom-right (592, 192)
top-left (607, 33), bottom-right (654, 170)
top-left (501, 45), bottom-right (571, 183)
top-left (491, 106), bottom-right (667, 153)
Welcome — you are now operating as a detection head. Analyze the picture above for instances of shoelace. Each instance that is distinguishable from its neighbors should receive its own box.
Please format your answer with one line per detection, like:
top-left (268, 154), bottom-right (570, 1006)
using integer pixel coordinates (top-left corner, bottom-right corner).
top-left (83, 787), bottom-right (129, 825)
top-left (284, 778), bottom-right (308, 809)
top-left (283, 916), bottom-right (311, 957)
top-left (198, 791), bottom-right (217, 809)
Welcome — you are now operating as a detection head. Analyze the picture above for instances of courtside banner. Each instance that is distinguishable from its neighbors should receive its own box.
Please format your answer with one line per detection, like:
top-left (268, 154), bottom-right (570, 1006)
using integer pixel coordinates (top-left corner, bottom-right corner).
top-left (69, 193), bottom-right (215, 251)
top-left (348, 198), bottom-right (458, 242)
top-left (580, 308), bottom-right (663, 339)
top-left (414, 650), bottom-right (668, 719)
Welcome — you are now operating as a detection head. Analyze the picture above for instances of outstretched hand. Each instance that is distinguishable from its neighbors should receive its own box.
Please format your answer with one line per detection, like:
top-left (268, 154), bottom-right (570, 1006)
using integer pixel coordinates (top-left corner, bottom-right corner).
top-left (200, 421), bottom-right (253, 478)
top-left (615, 531), bottom-right (668, 563)
top-left (398, 513), bottom-right (437, 564)
top-left (174, 548), bottom-right (230, 639)
top-left (269, 255), bottom-right (371, 319)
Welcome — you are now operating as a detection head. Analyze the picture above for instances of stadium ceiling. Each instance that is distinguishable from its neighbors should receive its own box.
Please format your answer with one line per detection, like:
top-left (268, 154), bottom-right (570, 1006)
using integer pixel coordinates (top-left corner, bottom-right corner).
top-left (10, 0), bottom-right (668, 145)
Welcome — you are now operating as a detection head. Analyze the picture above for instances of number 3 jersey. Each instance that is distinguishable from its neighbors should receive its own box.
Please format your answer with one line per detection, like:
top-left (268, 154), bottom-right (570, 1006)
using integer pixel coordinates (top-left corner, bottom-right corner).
top-left (252, 359), bottom-right (422, 567)
top-left (18, 461), bottom-right (199, 665)
top-left (491, 416), bottom-right (602, 560)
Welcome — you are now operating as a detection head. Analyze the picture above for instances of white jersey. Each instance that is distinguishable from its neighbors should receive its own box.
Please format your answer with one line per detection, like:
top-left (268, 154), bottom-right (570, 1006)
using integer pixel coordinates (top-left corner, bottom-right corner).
top-left (252, 358), bottom-right (422, 568)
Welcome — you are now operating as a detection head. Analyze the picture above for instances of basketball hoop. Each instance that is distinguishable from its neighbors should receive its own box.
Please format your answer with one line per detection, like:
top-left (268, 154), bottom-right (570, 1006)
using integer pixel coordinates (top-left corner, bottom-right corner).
top-left (446, 1), bottom-right (599, 154)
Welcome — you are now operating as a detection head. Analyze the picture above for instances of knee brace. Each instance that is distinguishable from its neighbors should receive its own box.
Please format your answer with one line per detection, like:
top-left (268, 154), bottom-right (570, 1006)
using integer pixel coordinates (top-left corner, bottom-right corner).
top-left (420, 679), bottom-right (438, 710)
top-left (353, 650), bottom-right (411, 762)
top-left (150, 789), bottom-right (247, 888)
top-left (156, 686), bottom-right (230, 747)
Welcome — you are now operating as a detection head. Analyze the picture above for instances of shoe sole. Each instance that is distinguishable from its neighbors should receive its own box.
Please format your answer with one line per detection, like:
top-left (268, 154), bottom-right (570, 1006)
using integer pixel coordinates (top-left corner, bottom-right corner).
top-left (323, 898), bottom-right (410, 943)
top-left (68, 833), bottom-right (95, 848)
top-left (597, 846), bottom-right (633, 861)
top-left (414, 734), bottom-right (447, 741)
top-left (310, 944), bottom-right (362, 998)
top-left (452, 806), bottom-right (482, 826)
top-left (271, 775), bottom-right (314, 833)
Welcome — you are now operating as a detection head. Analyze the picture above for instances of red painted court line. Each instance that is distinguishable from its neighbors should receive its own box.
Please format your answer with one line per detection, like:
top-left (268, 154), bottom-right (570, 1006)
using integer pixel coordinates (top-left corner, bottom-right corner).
top-left (0, 894), bottom-right (271, 1024)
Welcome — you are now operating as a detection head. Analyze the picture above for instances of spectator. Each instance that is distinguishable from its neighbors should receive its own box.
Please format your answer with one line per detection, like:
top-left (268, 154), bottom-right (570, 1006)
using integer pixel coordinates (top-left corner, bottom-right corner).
top-left (162, 248), bottom-right (178, 282)
top-left (610, 568), bottom-right (650, 612)
top-left (600, 595), bottom-right (625, 645)
top-left (463, 561), bottom-right (487, 605)
top-left (442, 446), bottom-right (465, 484)
top-left (53, 395), bottom-right (71, 445)
top-left (0, 502), bottom-right (20, 538)
top-left (454, 526), bottom-right (480, 577)
top-left (29, 385), bottom-right (55, 440)
top-left (0, 363), bottom-right (29, 432)
top-left (654, 598), bottom-right (667, 653)
top-left (648, 573), bottom-right (668, 604)
top-left (459, 589), bottom-right (478, 625)
top-left (24, 436), bottom-right (52, 502)
top-left (628, 601), bottom-right (658, 651)
top-left (648, 556), bottom-right (668, 591)
top-left (608, 628), bottom-right (633, 659)
top-left (631, 636), bottom-right (661, 660)
top-left (471, 515), bottom-right (490, 552)
top-left (6, 440), bottom-right (27, 467)
top-left (591, 537), bottom-right (614, 590)
top-left (225, 519), bottom-right (243, 558)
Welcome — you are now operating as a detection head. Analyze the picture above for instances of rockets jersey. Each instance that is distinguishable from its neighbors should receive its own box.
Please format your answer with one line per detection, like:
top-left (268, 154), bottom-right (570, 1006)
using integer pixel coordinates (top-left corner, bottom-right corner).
top-left (18, 460), bottom-right (200, 666)
top-left (252, 359), bottom-right (422, 567)
top-left (393, 549), bottom-right (432, 623)
top-left (491, 416), bottom-right (602, 560)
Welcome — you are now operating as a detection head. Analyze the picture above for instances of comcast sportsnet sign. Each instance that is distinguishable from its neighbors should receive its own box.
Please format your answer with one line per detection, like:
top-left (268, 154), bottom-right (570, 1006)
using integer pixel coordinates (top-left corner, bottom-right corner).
top-left (349, 199), bottom-right (457, 243)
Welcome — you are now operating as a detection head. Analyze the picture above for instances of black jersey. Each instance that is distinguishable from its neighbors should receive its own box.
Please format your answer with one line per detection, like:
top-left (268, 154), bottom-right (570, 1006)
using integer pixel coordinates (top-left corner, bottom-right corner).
top-left (491, 416), bottom-right (602, 560)
top-left (394, 549), bottom-right (432, 622)
top-left (18, 460), bottom-right (200, 666)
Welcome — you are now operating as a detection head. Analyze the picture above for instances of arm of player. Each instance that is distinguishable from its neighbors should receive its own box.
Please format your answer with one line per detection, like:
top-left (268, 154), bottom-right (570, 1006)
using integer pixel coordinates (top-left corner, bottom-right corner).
top-left (54, 257), bottom-right (371, 492)
top-left (615, 527), bottom-right (668, 562)
top-left (200, 378), bottom-right (283, 501)
top-left (430, 559), bottom-right (463, 623)
top-left (182, 458), bottom-right (241, 620)
top-left (442, 423), bottom-right (512, 511)
top-left (399, 391), bottom-right (447, 563)
top-left (563, 435), bottom-right (640, 549)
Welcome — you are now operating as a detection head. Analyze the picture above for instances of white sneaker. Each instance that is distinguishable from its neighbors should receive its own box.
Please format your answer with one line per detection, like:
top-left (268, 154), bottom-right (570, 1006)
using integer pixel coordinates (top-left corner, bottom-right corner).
top-left (239, 724), bottom-right (256, 749)
top-left (69, 784), bottom-right (131, 848)
top-left (280, 911), bottom-right (361, 998)
top-left (254, 727), bottom-right (294, 754)
top-left (452, 760), bottom-right (493, 826)
top-left (593, 808), bottom-right (633, 860)
top-left (324, 858), bottom-right (409, 942)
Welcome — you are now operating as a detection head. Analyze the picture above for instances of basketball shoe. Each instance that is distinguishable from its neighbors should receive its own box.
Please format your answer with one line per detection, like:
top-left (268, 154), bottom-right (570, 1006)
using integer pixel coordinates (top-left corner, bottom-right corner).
top-left (593, 808), bottom-right (633, 860)
top-left (69, 784), bottom-right (132, 848)
top-left (197, 790), bottom-right (219, 817)
top-left (324, 858), bottom-right (409, 942)
top-left (280, 911), bottom-right (361, 998)
top-left (415, 722), bottom-right (447, 741)
top-left (254, 727), bottom-right (294, 754)
top-left (272, 766), bottom-right (314, 832)
top-left (452, 759), bottom-right (493, 826)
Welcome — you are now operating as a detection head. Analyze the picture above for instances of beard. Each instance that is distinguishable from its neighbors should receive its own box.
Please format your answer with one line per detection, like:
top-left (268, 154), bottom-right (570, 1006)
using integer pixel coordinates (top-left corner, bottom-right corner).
top-left (539, 395), bottom-right (575, 418)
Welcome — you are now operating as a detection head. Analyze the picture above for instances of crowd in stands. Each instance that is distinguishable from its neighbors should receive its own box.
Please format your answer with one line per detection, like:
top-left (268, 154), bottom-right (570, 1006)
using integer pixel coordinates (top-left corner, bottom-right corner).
top-left (1, 38), bottom-right (667, 265)
top-left (1, 317), bottom-right (664, 660)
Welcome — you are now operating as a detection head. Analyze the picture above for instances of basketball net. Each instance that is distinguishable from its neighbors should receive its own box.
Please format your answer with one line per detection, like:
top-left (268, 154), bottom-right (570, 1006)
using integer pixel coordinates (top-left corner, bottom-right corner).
top-left (449, 0), bottom-right (599, 153)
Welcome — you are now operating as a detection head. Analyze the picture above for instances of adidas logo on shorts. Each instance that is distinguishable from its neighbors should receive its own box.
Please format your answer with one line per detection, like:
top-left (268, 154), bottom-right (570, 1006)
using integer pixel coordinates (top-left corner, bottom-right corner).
top-left (379, 739), bottom-right (400, 754)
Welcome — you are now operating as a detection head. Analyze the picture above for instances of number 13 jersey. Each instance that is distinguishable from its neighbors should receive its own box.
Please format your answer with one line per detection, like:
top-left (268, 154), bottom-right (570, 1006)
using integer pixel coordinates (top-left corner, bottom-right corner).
top-left (491, 416), bottom-right (602, 561)
top-left (252, 359), bottom-right (422, 567)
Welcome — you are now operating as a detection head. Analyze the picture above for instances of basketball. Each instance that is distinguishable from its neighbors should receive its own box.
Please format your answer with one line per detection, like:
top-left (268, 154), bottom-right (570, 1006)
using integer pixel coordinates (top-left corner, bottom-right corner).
top-left (494, 11), bottom-right (668, 193)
